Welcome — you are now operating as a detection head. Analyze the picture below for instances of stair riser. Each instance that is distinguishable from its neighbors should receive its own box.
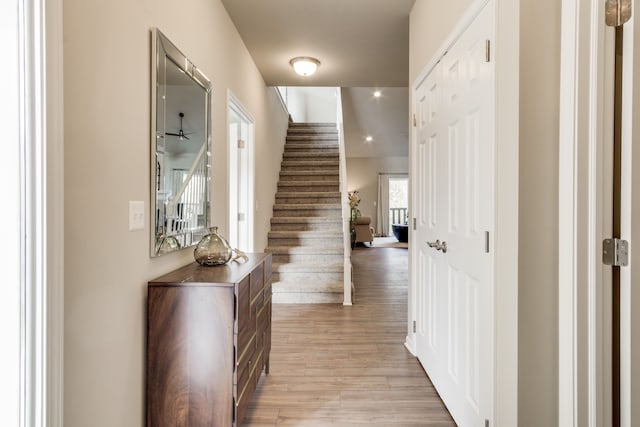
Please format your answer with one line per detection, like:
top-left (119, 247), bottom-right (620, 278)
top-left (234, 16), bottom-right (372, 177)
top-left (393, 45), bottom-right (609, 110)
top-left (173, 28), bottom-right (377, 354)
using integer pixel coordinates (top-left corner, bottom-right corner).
top-left (273, 205), bottom-right (342, 218)
top-left (282, 158), bottom-right (339, 164)
top-left (286, 141), bottom-right (338, 145)
top-left (279, 174), bottom-right (339, 182)
top-left (273, 209), bottom-right (341, 218)
top-left (281, 160), bottom-right (339, 166)
top-left (268, 237), bottom-right (343, 247)
top-left (285, 143), bottom-right (339, 149)
top-left (270, 222), bottom-right (342, 232)
top-left (284, 144), bottom-right (340, 156)
top-left (288, 123), bottom-right (336, 128)
top-left (284, 151), bottom-right (339, 157)
top-left (273, 271), bottom-right (344, 283)
top-left (283, 153), bottom-right (339, 159)
top-left (278, 184), bottom-right (340, 192)
top-left (284, 150), bottom-right (339, 156)
top-left (286, 139), bottom-right (339, 145)
top-left (288, 127), bottom-right (337, 132)
top-left (287, 131), bottom-right (336, 135)
top-left (287, 130), bottom-right (338, 135)
top-left (271, 253), bottom-right (344, 264)
top-left (280, 165), bottom-right (339, 172)
top-left (287, 137), bottom-right (337, 141)
top-left (275, 196), bottom-right (341, 204)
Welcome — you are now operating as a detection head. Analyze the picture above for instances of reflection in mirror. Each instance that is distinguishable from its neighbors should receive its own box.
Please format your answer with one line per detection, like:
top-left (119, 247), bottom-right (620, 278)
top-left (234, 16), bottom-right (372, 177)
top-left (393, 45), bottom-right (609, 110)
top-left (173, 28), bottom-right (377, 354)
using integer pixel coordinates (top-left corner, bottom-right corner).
top-left (151, 28), bottom-right (212, 257)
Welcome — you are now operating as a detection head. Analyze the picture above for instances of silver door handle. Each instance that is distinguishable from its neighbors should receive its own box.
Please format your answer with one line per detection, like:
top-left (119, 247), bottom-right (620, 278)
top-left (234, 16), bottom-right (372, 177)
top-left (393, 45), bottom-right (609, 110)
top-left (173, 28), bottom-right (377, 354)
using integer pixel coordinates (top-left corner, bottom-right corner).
top-left (426, 240), bottom-right (448, 253)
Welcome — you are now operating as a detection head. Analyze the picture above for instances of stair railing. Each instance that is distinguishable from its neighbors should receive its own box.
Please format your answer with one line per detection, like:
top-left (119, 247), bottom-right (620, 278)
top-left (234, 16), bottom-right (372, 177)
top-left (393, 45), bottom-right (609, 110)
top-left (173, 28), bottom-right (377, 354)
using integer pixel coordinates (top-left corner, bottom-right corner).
top-left (166, 142), bottom-right (208, 235)
top-left (336, 88), bottom-right (353, 306)
top-left (390, 207), bottom-right (409, 225)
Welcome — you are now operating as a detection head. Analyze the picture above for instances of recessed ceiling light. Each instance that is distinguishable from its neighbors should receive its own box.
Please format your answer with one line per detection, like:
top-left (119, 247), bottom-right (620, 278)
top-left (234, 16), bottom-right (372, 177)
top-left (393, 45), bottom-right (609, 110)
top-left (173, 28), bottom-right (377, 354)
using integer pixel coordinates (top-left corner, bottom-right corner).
top-left (289, 57), bottom-right (321, 76)
top-left (373, 90), bottom-right (381, 98)
top-left (365, 136), bottom-right (373, 142)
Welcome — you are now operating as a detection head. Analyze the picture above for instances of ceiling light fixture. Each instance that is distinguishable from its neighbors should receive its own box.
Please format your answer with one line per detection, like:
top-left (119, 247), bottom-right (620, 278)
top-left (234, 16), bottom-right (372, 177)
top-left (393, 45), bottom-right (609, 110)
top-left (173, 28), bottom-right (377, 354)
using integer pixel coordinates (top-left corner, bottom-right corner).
top-left (373, 90), bottom-right (381, 98)
top-left (365, 136), bottom-right (373, 142)
top-left (290, 56), bottom-right (321, 76)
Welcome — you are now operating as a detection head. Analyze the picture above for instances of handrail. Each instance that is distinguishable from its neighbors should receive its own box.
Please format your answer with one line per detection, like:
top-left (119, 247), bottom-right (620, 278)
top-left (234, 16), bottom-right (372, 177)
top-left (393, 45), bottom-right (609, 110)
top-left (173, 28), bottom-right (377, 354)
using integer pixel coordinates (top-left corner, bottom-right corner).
top-left (336, 88), bottom-right (352, 306)
top-left (166, 142), bottom-right (207, 217)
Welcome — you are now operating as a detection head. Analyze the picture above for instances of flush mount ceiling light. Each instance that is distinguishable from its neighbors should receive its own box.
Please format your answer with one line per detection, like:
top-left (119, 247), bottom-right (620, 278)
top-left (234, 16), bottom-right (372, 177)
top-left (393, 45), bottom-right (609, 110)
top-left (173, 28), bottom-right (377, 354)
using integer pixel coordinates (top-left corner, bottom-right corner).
top-left (373, 90), bottom-right (382, 98)
top-left (365, 136), bottom-right (373, 142)
top-left (290, 56), bottom-right (321, 76)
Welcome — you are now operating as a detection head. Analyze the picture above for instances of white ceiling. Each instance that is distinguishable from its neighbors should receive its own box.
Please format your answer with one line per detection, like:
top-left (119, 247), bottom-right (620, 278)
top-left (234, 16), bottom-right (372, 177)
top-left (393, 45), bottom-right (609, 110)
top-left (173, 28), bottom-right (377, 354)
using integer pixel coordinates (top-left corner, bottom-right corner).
top-left (221, 0), bottom-right (414, 158)
top-left (342, 87), bottom-right (409, 158)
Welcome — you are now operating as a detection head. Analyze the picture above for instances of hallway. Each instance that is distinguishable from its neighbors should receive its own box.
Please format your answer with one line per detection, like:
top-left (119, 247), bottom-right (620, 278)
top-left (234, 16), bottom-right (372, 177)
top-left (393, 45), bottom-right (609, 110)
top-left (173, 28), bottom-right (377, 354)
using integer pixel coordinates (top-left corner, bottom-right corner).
top-left (245, 246), bottom-right (455, 426)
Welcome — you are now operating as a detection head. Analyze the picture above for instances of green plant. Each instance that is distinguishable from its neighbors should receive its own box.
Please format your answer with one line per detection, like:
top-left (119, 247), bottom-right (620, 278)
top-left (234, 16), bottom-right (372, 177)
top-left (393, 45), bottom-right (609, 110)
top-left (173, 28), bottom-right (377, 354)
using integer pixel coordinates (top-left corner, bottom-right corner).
top-left (348, 191), bottom-right (361, 221)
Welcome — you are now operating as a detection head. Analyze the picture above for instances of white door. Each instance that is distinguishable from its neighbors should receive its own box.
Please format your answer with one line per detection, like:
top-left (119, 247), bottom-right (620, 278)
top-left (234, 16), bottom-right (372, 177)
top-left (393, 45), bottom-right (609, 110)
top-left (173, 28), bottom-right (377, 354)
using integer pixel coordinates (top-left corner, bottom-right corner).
top-left (228, 97), bottom-right (254, 251)
top-left (413, 4), bottom-right (494, 426)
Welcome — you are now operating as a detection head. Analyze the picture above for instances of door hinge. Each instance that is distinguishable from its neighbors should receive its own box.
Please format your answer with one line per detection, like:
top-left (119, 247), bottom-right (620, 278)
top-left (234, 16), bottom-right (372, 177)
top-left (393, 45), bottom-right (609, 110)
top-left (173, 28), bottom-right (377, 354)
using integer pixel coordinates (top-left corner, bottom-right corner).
top-left (238, 212), bottom-right (246, 221)
top-left (413, 218), bottom-right (417, 230)
top-left (413, 320), bottom-right (417, 333)
top-left (237, 139), bottom-right (245, 149)
top-left (485, 231), bottom-right (490, 253)
top-left (413, 114), bottom-right (417, 127)
top-left (485, 40), bottom-right (491, 62)
top-left (603, 238), bottom-right (629, 266)
top-left (485, 420), bottom-right (490, 427)
top-left (605, 0), bottom-right (632, 27)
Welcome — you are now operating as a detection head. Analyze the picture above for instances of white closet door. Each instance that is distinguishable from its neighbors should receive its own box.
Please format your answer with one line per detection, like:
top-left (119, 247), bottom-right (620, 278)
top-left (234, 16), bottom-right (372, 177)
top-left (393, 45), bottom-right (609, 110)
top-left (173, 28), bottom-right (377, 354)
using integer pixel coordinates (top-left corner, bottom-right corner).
top-left (413, 3), bottom-right (494, 425)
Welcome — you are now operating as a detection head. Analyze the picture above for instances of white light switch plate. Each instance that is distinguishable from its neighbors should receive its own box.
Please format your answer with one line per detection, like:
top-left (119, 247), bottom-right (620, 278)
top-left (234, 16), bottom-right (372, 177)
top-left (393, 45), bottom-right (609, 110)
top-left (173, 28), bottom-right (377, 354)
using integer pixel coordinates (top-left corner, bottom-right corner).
top-left (129, 201), bottom-right (145, 231)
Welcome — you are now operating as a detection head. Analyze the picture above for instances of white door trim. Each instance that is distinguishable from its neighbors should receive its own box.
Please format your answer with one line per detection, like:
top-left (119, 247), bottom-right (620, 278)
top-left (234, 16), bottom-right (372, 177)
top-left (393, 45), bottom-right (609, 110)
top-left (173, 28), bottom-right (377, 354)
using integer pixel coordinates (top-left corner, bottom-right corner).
top-left (227, 90), bottom-right (255, 251)
top-left (492, 1), bottom-right (520, 424)
top-left (558, 0), bottom-right (614, 426)
top-left (20, 0), bottom-right (65, 424)
top-left (407, 0), bottom-right (519, 424)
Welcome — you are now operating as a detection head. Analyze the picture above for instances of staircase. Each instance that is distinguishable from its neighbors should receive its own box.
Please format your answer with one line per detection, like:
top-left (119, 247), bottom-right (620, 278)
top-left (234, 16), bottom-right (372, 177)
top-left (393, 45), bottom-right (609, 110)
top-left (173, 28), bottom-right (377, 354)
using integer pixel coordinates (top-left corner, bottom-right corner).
top-left (267, 122), bottom-right (345, 303)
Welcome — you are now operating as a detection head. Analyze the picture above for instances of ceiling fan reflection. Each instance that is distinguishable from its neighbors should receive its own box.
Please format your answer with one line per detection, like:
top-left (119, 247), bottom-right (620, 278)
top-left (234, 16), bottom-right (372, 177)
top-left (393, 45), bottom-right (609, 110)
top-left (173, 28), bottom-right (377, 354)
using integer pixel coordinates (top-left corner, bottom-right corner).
top-left (166, 112), bottom-right (193, 141)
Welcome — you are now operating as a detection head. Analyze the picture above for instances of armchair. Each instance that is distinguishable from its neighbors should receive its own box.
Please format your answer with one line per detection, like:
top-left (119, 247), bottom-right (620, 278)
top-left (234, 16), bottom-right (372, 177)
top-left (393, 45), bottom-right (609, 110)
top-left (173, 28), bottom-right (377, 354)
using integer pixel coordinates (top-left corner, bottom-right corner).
top-left (353, 216), bottom-right (374, 245)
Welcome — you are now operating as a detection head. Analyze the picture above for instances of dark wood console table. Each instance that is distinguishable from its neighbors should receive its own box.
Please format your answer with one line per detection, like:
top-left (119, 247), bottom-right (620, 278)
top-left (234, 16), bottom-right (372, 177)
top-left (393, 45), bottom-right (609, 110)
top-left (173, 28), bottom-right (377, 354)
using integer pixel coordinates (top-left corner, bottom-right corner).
top-left (146, 253), bottom-right (272, 426)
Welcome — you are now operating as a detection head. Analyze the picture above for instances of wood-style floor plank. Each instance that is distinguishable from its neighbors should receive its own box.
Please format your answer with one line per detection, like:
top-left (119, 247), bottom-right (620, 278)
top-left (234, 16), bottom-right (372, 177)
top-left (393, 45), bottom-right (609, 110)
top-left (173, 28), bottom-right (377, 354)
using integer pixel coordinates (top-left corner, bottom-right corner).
top-left (244, 246), bottom-right (456, 426)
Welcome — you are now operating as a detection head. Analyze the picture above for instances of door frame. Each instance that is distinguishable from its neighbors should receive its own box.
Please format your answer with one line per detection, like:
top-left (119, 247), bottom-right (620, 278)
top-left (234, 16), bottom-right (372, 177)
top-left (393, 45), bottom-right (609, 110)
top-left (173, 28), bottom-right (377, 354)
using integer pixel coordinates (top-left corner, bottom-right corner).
top-left (407, 0), bottom-right (519, 425)
top-left (227, 91), bottom-right (255, 251)
top-left (16, 0), bottom-right (66, 424)
top-left (620, 5), bottom-right (640, 425)
top-left (558, 0), bottom-right (616, 425)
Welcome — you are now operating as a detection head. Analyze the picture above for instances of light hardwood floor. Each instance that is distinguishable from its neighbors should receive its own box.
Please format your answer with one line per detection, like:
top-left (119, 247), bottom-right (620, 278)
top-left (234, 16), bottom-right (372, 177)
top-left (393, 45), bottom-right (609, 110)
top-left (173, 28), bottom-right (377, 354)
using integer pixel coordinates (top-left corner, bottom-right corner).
top-left (244, 245), bottom-right (456, 426)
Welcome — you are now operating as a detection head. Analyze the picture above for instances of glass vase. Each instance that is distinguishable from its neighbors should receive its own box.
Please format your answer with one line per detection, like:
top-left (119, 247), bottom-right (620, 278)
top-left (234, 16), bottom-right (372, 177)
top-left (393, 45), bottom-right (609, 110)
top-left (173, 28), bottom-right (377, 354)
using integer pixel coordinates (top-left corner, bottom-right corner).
top-left (194, 226), bottom-right (233, 266)
top-left (155, 233), bottom-right (180, 256)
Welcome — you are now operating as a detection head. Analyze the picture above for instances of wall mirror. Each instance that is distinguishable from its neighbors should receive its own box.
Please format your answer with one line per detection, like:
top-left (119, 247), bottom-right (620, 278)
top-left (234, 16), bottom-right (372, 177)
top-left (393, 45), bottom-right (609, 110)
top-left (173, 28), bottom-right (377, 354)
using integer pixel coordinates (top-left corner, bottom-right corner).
top-left (151, 28), bottom-right (212, 257)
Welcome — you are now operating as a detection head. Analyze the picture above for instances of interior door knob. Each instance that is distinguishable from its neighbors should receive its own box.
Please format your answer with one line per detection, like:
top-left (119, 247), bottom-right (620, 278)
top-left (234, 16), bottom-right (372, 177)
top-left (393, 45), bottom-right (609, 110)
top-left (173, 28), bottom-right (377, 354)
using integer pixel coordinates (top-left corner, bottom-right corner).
top-left (426, 240), bottom-right (447, 253)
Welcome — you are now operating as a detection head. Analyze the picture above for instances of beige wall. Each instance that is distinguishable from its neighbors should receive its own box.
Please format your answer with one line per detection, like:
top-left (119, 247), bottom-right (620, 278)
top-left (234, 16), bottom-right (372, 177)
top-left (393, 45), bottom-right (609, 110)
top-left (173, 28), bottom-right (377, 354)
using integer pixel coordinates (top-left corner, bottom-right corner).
top-left (409, 0), bottom-right (560, 425)
top-left (346, 157), bottom-right (409, 232)
top-left (518, 0), bottom-right (560, 424)
top-left (63, 0), bottom-right (287, 425)
top-left (409, 0), bottom-right (474, 82)
top-left (285, 86), bottom-right (338, 123)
